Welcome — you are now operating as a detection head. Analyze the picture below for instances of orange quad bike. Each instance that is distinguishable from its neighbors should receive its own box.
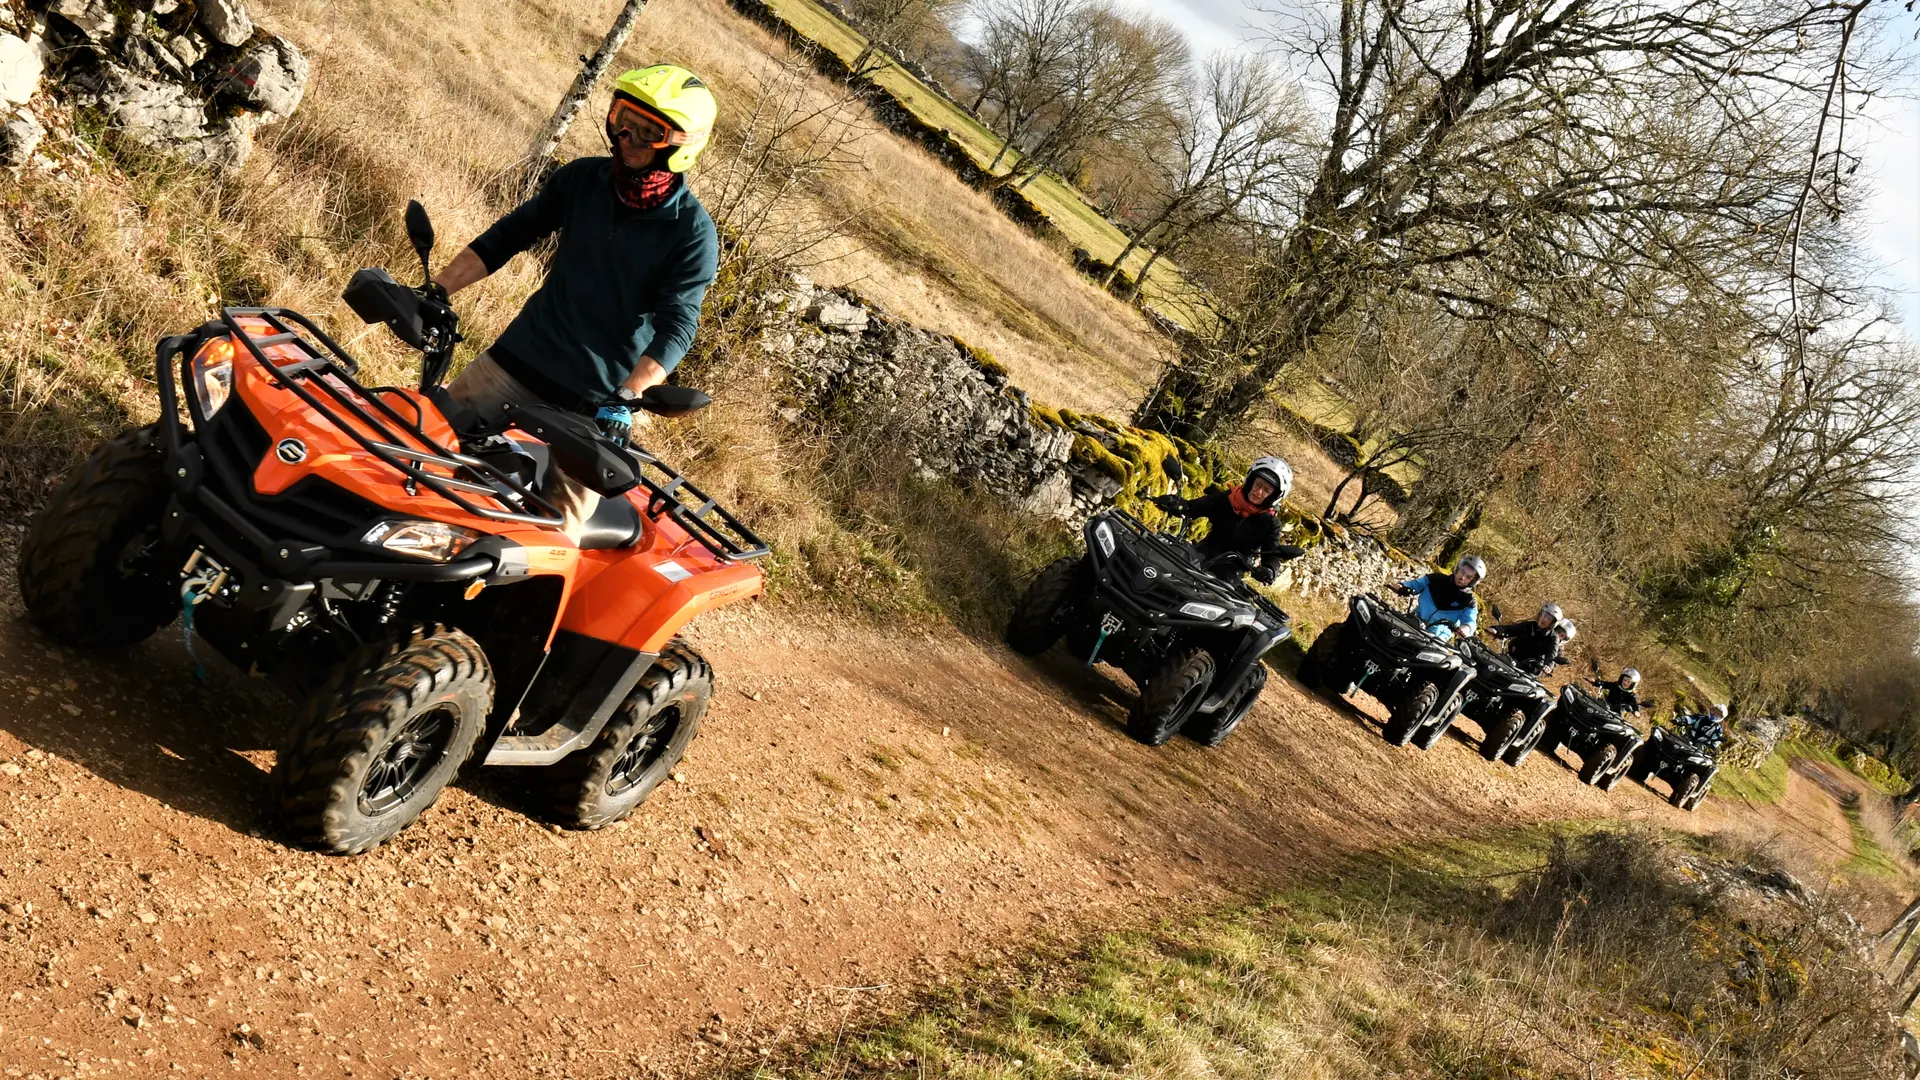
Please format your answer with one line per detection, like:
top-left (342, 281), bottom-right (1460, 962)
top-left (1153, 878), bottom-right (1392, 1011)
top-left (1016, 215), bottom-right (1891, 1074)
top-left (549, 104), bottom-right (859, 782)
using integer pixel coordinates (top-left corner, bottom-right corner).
top-left (16, 203), bottom-right (768, 854)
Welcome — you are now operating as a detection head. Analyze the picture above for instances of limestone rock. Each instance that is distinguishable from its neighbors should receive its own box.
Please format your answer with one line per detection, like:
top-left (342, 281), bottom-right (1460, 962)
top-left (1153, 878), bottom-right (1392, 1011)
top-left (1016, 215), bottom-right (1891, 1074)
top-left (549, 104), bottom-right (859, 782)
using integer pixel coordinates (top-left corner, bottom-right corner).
top-left (0, 33), bottom-right (42, 105)
top-left (0, 108), bottom-right (44, 166)
top-left (808, 296), bottom-right (869, 332)
top-left (47, 0), bottom-right (114, 42)
top-left (215, 34), bottom-right (307, 118)
top-left (89, 68), bottom-right (208, 146)
top-left (196, 0), bottom-right (255, 47)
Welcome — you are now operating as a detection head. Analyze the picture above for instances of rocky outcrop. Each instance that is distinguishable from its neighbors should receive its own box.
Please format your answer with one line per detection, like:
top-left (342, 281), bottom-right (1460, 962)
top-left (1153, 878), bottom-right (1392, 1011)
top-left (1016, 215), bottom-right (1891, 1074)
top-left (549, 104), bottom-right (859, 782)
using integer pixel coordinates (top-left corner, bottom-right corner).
top-left (2, 0), bottom-right (306, 170)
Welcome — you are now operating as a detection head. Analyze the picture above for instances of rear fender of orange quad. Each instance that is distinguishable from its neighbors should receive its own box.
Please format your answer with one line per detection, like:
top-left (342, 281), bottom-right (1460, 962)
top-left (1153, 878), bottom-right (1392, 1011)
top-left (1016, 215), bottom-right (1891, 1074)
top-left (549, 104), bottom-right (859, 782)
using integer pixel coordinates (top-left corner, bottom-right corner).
top-left (561, 505), bottom-right (763, 653)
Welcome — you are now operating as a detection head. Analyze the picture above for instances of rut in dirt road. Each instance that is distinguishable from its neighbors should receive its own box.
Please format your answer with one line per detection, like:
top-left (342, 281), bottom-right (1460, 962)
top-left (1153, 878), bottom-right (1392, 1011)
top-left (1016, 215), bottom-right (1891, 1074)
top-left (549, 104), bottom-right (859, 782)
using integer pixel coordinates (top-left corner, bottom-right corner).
top-left (0, 578), bottom-right (1693, 1079)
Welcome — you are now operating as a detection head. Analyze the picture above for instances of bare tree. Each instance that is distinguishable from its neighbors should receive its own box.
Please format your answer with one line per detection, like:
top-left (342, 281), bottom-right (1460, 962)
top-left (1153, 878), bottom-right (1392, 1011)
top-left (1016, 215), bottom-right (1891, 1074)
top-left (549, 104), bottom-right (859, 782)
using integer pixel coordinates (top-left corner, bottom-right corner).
top-left (967, 0), bottom-right (1084, 172)
top-left (1135, 0), bottom-right (1882, 441)
top-left (519, 0), bottom-right (652, 200)
top-left (1101, 52), bottom-right (1301, 290)
top-left (844, 0), bottom-right (964, 76)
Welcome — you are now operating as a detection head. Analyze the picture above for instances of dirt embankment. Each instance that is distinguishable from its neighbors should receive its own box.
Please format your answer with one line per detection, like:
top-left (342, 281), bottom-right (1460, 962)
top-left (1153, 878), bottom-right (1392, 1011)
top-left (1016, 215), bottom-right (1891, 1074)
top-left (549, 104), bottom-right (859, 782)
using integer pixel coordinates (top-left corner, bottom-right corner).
top-left (0, 559), bottom-right (1880, 1079)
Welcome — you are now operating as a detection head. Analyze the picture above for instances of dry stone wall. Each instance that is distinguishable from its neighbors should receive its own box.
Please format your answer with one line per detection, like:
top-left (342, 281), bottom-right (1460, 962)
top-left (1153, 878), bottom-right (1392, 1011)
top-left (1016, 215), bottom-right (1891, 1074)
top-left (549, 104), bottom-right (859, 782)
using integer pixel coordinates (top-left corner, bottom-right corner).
top-left (1, 0), bottom-right (306, 170)
top-left (767, 276), bottom-right (1424, 596)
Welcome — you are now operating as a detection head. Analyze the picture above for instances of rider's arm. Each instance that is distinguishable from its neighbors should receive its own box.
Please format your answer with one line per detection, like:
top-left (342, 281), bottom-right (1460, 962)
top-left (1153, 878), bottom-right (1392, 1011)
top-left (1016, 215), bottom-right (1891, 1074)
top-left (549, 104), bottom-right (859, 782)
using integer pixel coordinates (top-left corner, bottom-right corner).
top-left (433, 247), bottom-right (489, 295)
top-left (631, 214), bottom-right (721, 382)
top-left (459, 160), bottom-right (581, 281)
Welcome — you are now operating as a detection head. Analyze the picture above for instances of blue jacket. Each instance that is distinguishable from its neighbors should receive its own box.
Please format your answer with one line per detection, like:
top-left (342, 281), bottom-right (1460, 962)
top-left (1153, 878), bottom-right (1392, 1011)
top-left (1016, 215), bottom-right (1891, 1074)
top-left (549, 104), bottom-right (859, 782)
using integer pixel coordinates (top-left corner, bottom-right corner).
top-left (1401, 573), bottom-right (1478, 639)
top-left (470, 158), bottom-right (719, 409)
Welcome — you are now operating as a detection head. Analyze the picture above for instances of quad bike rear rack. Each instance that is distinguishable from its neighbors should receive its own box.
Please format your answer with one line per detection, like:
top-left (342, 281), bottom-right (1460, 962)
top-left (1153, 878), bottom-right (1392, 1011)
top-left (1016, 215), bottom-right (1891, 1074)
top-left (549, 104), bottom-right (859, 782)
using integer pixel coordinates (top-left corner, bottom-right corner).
top-left (625, 447), bottom-right (771, 562)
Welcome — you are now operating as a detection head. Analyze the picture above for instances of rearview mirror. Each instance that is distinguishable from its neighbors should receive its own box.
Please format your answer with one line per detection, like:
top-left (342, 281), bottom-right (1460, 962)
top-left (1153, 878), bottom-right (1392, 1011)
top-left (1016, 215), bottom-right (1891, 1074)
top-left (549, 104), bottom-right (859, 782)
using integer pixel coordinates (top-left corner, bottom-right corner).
top-left (1160, 456), bottom-right (1185, 483)
top-left (404, 200), bottom-right (435, 281)
top-left (639, 385), bottom-right (712, 417)
top-left (1488, 602), bottom-right (1504, 622)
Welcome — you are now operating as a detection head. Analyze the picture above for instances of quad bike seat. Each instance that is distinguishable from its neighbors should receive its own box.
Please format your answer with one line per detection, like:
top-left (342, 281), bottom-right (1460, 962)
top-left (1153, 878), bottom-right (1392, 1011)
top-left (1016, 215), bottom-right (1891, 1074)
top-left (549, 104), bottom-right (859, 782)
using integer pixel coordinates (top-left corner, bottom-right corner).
top-left (579, 497), bottom-right (644, 550)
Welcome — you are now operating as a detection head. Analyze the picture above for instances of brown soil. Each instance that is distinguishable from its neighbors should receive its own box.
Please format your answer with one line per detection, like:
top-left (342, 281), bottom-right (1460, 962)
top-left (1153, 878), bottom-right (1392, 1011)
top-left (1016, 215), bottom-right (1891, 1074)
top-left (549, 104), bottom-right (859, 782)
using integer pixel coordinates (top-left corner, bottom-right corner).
top-left (0, 572), bottom-right (1886, 1078)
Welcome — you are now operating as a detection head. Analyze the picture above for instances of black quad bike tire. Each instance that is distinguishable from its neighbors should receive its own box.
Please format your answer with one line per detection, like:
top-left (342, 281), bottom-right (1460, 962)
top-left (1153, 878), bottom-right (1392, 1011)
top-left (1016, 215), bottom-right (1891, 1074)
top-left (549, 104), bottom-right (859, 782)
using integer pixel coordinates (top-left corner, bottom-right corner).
top-left (1502, 718), bottom-right (1546, 767)
top-left (1296, 622), bottom-right (1345, 690)
top-left (18, 426), bottom-right (178, 650)
top-left (537, 641), bottom-right (712, 829)
top-left (1127, 647), bottom-right (1215, 747)
top-left (1416, 704), bottom-right (1456, 751)
top-left (1597, 752), bottom-right (1632, 792)
top-left (1383, 680), bottom-right (1440, 747)
top-left (275, 625), bottom-right (493, 855)
top-left (1671, 771), bottom-right (1703, 810)
top-left (1185, 664), bottom-right (1267, 748)
top-left (1005, 556), bottom-right (1084, 656)
top-left (1579, 741), bottom-right (1620, 786)
top-left (1627, 753), bottom-right (1656, 784)
top-left (1482, 707), bottom-right (1529, 763)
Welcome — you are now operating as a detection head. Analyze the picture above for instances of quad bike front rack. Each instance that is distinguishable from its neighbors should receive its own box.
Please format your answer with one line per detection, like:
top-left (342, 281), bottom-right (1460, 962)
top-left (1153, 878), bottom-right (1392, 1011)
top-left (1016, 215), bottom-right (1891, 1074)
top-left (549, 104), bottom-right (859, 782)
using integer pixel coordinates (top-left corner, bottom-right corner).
top-left (205, 306), bottom-right (566, 528)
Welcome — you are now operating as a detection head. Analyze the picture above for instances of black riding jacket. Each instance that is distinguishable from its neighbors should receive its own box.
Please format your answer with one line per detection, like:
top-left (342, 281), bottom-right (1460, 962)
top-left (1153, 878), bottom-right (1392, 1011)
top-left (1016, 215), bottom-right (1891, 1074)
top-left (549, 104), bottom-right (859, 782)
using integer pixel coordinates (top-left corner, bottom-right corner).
top-left (1160, 491), bottom-right (1299, 570)
top-left (1592, 678), bottom-right (1644, 714)
top-left (1489, 620), bottom-right (1563, 676)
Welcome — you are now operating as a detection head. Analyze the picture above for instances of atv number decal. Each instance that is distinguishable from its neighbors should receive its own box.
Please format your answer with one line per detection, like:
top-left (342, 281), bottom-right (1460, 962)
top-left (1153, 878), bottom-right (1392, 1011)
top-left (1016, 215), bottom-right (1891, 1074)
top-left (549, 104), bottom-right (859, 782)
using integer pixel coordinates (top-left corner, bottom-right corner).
top-left (653, 560), bottom-right (693, 583)
top-left (275, 438), bottom-right (308, 464)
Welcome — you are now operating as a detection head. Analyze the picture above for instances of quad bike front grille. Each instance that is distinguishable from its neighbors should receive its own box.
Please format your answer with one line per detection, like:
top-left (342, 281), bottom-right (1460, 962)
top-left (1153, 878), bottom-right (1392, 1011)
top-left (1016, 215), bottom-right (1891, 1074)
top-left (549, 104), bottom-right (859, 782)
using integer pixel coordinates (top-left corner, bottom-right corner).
top-left (197, 405), bottom-right (389, 548)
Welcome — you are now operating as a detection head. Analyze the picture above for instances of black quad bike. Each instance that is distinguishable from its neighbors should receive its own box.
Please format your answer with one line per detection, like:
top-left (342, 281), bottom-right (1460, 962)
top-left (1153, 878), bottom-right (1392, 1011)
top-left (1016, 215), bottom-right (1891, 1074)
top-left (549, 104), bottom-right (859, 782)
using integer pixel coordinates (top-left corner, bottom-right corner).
top-left (1455, 636), bottom-right (1557, 765)
top-left (1297, 593), bottom-right (1477, 751)
top-left (1628, 724), bottom-right (1720, 810)
top-left (1540, 685), bottom-right (1644, 790)
top-left (1004, 498), bottom-right (1293, 748)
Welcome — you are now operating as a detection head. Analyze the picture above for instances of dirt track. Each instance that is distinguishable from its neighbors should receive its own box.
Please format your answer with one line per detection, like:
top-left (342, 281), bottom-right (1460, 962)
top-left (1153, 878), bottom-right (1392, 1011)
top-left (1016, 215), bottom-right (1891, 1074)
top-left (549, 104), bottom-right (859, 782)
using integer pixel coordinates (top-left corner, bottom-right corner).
top-left (0, 557), bottom-right (1863, 1078)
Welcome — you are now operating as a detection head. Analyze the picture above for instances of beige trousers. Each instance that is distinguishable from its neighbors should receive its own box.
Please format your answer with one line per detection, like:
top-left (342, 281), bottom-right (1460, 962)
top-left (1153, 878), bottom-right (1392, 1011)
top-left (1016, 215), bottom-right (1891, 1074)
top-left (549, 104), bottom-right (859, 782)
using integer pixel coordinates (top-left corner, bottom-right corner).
top-left (446, 353), bottom-right (599, 542)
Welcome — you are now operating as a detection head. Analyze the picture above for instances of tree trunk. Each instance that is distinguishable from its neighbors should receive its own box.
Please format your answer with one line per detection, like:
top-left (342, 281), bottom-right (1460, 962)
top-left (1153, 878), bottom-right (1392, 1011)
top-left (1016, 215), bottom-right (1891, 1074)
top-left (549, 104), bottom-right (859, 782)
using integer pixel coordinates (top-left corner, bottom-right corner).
top-left (1123, 246), bottom-right (1166, 301)
top-left (852, 41), bottom-right (880, 77)
top-left (519, 0), bottom-right (651, 201)
top-left (988, 133), bottom-right (1017, 173)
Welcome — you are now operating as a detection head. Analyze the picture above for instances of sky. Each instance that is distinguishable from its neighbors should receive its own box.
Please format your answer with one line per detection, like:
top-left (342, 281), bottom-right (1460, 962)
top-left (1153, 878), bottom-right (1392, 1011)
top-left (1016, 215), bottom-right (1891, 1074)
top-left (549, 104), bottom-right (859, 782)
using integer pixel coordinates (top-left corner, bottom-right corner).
top-left (1122, 0), bottom-right (1920, 332)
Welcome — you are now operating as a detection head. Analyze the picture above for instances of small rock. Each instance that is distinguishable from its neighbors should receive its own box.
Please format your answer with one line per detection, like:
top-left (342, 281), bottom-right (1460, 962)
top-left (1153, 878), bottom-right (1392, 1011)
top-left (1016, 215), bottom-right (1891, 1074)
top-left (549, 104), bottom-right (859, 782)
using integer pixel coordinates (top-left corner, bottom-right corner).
top-left (48, 0), bottom-right (115, 41)
top-left (808, 296), bottom-right (869, 332)
top-left (196, 0), bottom-right (254, 47)
top-left (215, 34), bottom-right (307, 118)
top-left (0, 33), bottom-right (43, 106)
top-left (0, 762), bottom-right (19, 777)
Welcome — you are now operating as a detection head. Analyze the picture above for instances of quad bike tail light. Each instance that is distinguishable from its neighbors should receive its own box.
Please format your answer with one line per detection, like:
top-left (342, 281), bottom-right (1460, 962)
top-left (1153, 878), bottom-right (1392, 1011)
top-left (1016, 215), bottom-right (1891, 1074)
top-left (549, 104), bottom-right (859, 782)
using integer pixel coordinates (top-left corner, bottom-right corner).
top-left (190, 336), bottom-right (237, 419)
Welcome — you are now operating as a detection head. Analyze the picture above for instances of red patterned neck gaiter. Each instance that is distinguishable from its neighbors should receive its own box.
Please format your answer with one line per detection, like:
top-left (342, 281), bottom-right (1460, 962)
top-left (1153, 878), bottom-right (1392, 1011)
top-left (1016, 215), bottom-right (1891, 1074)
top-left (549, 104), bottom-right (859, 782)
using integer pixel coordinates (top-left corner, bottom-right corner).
top-left (614, 161), bottom-right (679, 210)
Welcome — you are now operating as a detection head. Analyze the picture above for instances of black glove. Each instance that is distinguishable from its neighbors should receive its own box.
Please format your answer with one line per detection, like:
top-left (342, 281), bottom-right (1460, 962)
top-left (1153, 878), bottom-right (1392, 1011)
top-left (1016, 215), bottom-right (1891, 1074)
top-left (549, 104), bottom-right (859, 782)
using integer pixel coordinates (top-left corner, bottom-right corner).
top-left (1274, 544), bottom-right (1307, 561)
top-left (1151, 494), bottom-right (1183, 513)
top-left (1389, 582), bottom-right (1414, 597)
top-left (1252, 563), bottom-right (1278, 586)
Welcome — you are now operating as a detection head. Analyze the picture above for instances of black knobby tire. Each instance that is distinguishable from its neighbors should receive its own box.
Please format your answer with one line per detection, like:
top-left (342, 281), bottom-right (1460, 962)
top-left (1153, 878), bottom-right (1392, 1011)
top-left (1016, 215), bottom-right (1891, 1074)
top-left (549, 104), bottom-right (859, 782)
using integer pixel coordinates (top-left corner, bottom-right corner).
top-left (1598, 751), bottom-right (1632, 792)
top-left (1005, 556), bottom-right (1084, 656)
top-left (538, 641), bottom-right (712, 829)
top-left (1185, 664), bottom-right (1267, 748)
top-left (1684, 777), bottom-right (1710, 811)
top-left (1503, 717), bottom-right (1546, 767)
top-left (1482, 707), bottom-right (1528, 762)
top-left (275, 625), bottom-right (493, 855)
top-left (1579, 741), bottom-right (1619, 786)
top-left (1416, 704), bottom-right (1456, 751)
top-left (1671, 771), bottom-right (1702, 810)
top-left (1384, 680), bottom-right (1439, 747)
top-left (1127, 647), bottom-right (1215, 747)
top-left (1627, 753), bottom-right (1655, 784)
top-left (18, 426), bottom-right (178, 650)
top-left (1297, 622), bottom-right (1345, 691)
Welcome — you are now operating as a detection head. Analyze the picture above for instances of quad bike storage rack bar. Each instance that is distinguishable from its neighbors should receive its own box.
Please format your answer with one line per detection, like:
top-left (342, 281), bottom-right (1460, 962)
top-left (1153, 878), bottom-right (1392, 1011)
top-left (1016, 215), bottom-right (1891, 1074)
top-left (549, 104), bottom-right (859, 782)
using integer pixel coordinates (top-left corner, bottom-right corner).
top-left (216, 306), bottom-right (565, 528)
top-left (626, 447), bottom-right (770, 562)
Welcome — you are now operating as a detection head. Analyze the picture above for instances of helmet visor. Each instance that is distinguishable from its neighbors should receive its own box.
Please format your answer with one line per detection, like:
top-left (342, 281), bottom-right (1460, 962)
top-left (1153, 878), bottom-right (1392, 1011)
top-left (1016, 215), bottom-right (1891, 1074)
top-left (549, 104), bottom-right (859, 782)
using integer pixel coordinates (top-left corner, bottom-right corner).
top-left (609, 99), bottom-right (690, 150)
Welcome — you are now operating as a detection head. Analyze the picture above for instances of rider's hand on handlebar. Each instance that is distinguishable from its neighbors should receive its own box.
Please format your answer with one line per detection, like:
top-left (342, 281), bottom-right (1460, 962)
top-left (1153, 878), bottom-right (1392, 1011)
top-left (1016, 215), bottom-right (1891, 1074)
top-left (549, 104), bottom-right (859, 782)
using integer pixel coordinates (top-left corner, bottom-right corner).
top-left (1151, 494), bottom-right (1183, 513)
top-left (1388, 582), bottom-right (1414, 597)
top-left (1252, 564), bottom-right (1278, 586)
top-left (595, 404), bottom-right (634, 448)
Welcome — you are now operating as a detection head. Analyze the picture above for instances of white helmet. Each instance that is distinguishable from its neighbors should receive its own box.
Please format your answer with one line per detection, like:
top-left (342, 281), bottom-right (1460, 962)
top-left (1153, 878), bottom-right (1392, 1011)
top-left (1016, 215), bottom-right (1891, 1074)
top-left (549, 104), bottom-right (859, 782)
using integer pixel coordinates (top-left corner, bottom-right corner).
top-left (1554, 618), bottom-right (1577, 641)
top-left (1244, 456), bottom-right (1292, 508)
top-left (1708, 703), bottom-right (1727, 719)
top-left (1539, 602), bottom-right (1563, 622)
top-left (1456, 554), bottom-right (1487, 587)
top-left (1621, 667), bottom-right (1640, 688)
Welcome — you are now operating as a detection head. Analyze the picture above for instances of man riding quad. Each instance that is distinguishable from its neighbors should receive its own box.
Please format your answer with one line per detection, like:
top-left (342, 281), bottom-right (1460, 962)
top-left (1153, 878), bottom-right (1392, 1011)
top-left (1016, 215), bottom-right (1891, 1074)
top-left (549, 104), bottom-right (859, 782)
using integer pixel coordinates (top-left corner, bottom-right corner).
top-left (1487, 603), bottom-right (1574, 676)
top-left (1388, 555), bottom-right (1487, 641)
top-left (1151, 457), bottom-right (1302, 586)
top-left (1007, 456), bottom-right (1301, 748)
top-left (1592, 667), bottom-right (1646, 715)
top-left (1299, 555), bottom-right (1489, 749)
top-left (431, 64), bottom-right (720, 543)
top-left (1630, 703), bottom-right (1728, 810)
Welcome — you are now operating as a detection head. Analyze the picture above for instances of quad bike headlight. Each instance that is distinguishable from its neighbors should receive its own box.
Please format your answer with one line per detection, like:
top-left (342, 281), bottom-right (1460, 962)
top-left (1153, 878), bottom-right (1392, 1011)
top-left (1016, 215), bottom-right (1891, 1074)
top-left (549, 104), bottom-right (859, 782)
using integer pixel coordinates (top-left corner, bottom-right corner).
top-left (1179, 601), bottom-right (1227, 621)
top-left (1415, 648), bottom-right (1449, 663)
top-left (362, 520), bottom-right (482, 561)
top-left (189, 337), bottom-right (236, 419)
top-left (1093, 522), bottom-right (1116, 557)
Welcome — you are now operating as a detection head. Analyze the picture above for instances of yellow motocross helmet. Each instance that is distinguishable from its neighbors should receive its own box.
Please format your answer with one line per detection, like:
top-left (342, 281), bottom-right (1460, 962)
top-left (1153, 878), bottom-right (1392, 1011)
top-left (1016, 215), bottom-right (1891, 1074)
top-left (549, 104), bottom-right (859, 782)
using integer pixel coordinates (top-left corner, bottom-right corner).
top-left (611, 65), bottom-right (716, 173)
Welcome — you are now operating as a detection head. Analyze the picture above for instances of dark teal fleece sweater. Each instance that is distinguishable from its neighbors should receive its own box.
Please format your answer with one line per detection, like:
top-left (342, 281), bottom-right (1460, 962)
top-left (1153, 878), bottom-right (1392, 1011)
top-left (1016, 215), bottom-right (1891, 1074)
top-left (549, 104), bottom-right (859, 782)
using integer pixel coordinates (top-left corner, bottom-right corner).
top-left (469, 157), bottom-right (719, 409)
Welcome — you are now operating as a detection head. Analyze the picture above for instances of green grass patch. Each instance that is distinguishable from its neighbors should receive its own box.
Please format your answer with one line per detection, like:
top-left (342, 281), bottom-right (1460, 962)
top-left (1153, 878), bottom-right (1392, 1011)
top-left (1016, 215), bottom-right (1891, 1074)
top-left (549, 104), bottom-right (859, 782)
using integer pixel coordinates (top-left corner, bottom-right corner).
top-left (1714, 750), bottom-right (1789, 805)
top-left (746, 825), bottom-right (1900, 1079)
top-left (1841, 803), bottom-right (1902, 877)
top-left (1783, 738), bottom-right (1909, 797)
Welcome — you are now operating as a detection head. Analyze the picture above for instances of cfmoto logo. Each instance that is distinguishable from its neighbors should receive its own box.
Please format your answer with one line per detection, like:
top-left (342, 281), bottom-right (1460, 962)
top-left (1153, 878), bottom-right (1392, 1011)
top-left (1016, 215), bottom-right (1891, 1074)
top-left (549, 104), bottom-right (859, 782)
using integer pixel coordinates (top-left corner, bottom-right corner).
top-left (275, 438), bottom-right (308, 464)
top-left (1142, 565), bottom-right (1159, 579)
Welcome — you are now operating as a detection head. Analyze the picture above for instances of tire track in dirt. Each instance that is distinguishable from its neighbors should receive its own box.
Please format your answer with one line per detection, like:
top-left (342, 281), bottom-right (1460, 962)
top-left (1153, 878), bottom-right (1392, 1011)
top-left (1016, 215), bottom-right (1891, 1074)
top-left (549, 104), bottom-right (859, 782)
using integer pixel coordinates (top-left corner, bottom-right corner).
top-left (0, 573), bottom-right (1831, 1078)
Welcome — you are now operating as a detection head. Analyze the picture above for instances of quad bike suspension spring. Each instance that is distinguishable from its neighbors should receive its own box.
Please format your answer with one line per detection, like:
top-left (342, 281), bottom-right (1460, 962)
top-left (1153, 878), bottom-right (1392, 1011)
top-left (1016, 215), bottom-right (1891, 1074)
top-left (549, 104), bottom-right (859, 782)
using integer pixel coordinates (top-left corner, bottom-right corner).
top-left (374, 582), bottom-right (407, 626)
